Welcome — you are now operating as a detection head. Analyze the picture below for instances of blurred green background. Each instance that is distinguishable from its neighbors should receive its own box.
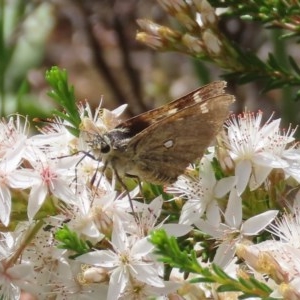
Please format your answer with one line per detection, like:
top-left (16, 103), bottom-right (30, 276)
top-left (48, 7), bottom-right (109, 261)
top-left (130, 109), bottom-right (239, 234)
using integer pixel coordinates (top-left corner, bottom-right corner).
top-left (1, 0), bottom-right (300, 129)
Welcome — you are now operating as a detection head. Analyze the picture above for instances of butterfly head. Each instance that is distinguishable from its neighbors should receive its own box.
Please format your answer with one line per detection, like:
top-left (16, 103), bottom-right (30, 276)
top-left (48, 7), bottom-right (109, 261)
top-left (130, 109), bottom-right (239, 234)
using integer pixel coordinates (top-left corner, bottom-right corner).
top-left (86, 128), bottom-right (130, 160)
top-left (87, 134), bottom-right (113, 159)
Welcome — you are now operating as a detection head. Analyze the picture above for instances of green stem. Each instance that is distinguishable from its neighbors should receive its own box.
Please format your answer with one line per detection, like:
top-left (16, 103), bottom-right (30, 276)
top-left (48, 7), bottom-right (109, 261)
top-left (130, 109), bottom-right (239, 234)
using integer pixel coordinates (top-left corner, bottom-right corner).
top-left (6, 220), bottom-right (44, 267)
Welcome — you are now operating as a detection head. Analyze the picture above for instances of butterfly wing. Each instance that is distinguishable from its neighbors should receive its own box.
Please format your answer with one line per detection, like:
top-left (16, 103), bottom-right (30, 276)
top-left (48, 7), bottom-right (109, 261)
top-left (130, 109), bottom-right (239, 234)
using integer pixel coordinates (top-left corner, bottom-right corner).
top-left (116, 81), bottom-right (227, 137)
top-left (124, 94), bottom-right (235, 184)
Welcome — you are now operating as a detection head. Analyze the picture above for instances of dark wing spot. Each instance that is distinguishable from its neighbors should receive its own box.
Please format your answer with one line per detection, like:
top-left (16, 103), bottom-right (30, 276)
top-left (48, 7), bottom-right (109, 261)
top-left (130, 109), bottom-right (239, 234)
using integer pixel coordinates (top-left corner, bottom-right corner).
top-left (116, 118), bottom-right (152, 137)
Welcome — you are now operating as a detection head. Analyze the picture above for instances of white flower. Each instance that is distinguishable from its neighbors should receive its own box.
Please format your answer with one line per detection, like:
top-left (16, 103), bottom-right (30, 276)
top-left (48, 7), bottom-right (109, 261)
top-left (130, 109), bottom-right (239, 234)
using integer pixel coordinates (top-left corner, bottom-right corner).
top-left (281, 147), bottom-right (300, 183)
top-left (29, 118), bottom-right (76, 157)
top-left (77, 221), bottom-right (164, 300)
top-left (119, 277), bottom-right (179, 300)
top-left (268, 209), bottom-right (300, 248)
top-left (223, 111), bottom-right (297, 195)
top-left (51, 260), bottom-right (109, 299)
top-left (0, 145), bottom-right (25, 226)
top-left (79, 101), bottom-right (127, 136)
top-left (12, 152), bottom-right (79, 220)
top-left (195, 189), bottom-right (278, 268)
top-left (0, 115), bottom-right (33, 225)
top-left (0, 262), bottom-right (35, 299)
top-left (0, 232), bottom-right (37, 299)
top-left (0, 115), bottom-right (28, 159)
top-left (237, 240), bottom-right (300, 298)
top-left (71, 186), bottom-right (140, 239)
top-left (167, 156), bottom-right (221, 226)
top-left (73, 155), bottom-right (103, 186)
top-left (128, 196), bottom-right (192, 238)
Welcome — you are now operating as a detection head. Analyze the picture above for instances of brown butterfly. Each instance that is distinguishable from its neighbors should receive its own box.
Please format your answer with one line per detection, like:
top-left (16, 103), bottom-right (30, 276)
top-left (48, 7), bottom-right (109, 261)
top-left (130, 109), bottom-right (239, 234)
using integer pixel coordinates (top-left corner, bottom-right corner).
top-left (87, 81), bottom-right (235, 185)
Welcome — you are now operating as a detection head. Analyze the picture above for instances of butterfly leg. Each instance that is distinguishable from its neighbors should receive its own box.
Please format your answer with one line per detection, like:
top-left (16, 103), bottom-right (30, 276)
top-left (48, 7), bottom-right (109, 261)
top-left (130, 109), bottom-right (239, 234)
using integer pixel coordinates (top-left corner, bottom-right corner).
top-left (125, 174), bottom-right (145, 202)
top-left (88, 161), bottom-right (110, 207)
top-left (113, 169), bottom-right (139, 222)
top-left (90, 159), bottom-right (105, 187)
top-left (75, 151), bottom-right (97, 187)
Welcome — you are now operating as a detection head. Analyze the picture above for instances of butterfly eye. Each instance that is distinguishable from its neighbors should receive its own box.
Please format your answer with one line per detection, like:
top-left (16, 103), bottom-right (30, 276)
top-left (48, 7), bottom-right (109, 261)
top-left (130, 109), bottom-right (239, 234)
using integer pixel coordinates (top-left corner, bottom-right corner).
top-left (100, 142), bottom-right (111, 153)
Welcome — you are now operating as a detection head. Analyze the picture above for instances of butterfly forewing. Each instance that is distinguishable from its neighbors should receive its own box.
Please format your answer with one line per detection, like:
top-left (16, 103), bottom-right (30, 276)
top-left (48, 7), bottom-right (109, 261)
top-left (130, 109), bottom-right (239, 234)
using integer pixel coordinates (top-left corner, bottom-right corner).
top-left (116, 81), bottom-right (228, 137)
top-left (124, 94), bottom-right (235, 184)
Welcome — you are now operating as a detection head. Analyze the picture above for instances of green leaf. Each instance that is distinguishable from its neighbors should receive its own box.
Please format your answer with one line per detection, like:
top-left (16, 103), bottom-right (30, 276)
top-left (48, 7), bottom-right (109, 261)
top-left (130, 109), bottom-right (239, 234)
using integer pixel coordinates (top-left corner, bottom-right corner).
top-left (217, 284), bottom-right (240, 292)
top-left (212, 263), bottom-right (234, 280)
top-left (249, 276), bottom-right (272, 293)
top-left (55, 224), bottom-right (91, 257)
top-left (267, 53), bottom-right (289, 74)
top-left (150, 229), bottom-right (203, 274)
top-left (237, 73), bottom-right (266, 84)
top-left (45, 67), bottom-right (81, 136)
top-left (238, 277), bottom-right (254, 289)
top-left (261, 79), bottom-right (287, 93)
top-left (238, 294), bottom-right (261, 299)
top-left (289, 56), bottom-right (300, 75)
top-left (189, 277), bottom-right (215, 283)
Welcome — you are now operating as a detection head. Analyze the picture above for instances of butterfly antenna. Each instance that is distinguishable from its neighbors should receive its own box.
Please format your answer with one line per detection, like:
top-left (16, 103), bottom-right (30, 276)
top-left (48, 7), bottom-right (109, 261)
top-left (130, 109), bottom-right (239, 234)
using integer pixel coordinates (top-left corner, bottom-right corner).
top-left (56, 150), bottom-right (96, 195)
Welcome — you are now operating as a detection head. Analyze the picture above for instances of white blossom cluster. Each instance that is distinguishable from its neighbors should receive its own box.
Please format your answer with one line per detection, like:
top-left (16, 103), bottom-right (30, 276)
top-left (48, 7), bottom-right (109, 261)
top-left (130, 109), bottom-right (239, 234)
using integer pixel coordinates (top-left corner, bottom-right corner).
top-left (0, 104), bottom-right (300, 300)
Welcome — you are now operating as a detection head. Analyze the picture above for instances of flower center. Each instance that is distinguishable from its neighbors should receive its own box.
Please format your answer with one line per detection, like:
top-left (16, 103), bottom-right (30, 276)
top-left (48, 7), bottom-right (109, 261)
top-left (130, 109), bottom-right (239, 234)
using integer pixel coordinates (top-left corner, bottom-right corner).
top-left (41, 166), bottom-right (57, 184)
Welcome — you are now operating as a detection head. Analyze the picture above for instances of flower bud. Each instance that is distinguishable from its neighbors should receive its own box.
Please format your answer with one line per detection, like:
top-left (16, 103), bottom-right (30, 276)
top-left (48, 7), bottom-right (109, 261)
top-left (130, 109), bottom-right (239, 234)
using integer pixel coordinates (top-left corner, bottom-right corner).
top-left (193, 0), bottom-right (217, 26)
top-left (182, 33), bottom-right (203, 54)
top-left (83, 267), bottom-right (108, 283)
top-left (202, 29), bottom-right (222, 55)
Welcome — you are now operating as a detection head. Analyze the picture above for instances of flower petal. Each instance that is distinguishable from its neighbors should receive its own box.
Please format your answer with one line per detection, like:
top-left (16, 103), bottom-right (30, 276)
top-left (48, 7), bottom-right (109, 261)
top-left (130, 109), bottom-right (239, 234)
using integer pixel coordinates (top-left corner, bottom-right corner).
top-left (0, 185), bottom-right (11, 226)
top-left (51, 180), bottom-right (77, 205)
top-left (249, 165), bottom-right (272, 191)
top-left (77, 250), bottom-right (118, 268)
top-left (27, 184), bottom-right (48, 220)
top-left (215, 176), bottom-right (235, 198)
top-left (133, 264), bottom-right (165, 287)
top-left (253, 152), bottom-right (288, 168)
top-left (8, 169), bottom-right (40, 189)
top-left (224, 189), bottom-right (242, 228)
top-left (161, 224), bottom-right (192, 237)
top-left (179, 199), bottom-right (203, 225)
top-left (242, 210), bottom-right (278, 235)
top-left (206, 200), bottom-right (221, 227)
top-left (194, 219), bottom-right (222, 238)
top-left (213, 241), bottom-right (235, 268)
top-left (107, 268), bottom-right (127, 300)
top-left (235, 160), bottom-right (251, 195)
top-left (131, 237), bottom-right (153, 257)
top-left (7, 264), bottom-right (34, 280)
